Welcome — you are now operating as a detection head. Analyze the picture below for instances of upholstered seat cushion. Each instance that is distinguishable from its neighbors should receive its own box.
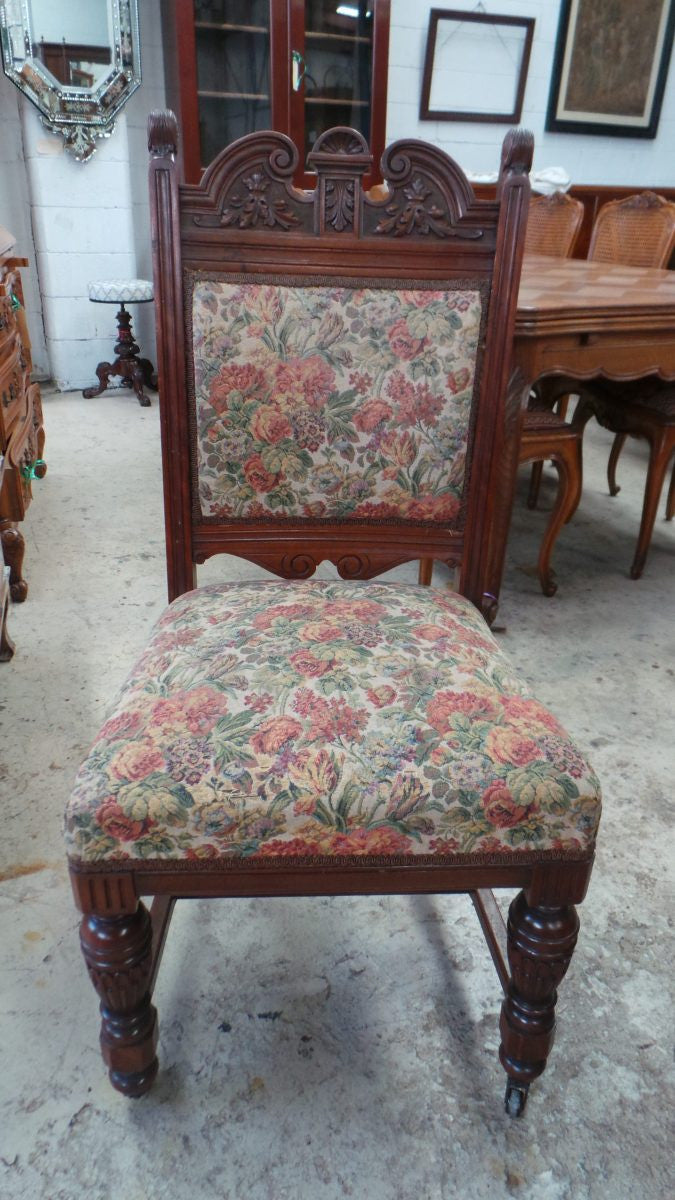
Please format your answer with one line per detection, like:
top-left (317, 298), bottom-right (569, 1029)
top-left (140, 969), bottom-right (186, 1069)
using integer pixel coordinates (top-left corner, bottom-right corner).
top-left (65, 581), bottom-right (601, 866)
top-left (88, 279), bottom-right (154, 304)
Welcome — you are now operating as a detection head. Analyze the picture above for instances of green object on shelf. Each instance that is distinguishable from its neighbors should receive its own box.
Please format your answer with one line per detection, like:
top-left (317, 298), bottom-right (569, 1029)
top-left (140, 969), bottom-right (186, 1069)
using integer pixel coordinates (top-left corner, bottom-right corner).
top-left (20, 458), bottom-right (46, 481)
top-left (10, 292), bottom-right (21, 312)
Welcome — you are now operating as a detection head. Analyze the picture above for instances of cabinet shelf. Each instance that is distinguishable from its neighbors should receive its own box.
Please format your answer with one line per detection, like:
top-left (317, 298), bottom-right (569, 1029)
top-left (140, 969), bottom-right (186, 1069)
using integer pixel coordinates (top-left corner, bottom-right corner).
top-left (305, 96), bottom-right (368, 107)
top-left (195, 22), bottom-right (268, 34)
top-left (198, 90), bottom-right (270, 100)
top-left (305, 30), bottom-right (371, 44)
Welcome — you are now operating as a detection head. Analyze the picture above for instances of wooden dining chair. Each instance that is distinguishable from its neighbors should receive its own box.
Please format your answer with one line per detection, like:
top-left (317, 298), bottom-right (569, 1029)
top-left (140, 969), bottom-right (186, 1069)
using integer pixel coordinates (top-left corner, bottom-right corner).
top-left (528, 191), bottom-right (675, 546)
top-left (524, 191), bottom-right (583, 258)
top-left (572, 377), bottom-right (675, 578)
top-left (64, 114), bottom-right (602, 1118)
top-left (587, 191), bottom-right (675, 268)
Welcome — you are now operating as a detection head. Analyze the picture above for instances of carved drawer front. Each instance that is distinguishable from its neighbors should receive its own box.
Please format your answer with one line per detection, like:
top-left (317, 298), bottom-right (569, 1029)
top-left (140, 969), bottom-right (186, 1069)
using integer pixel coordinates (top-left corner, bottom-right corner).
top-left (0, 335), bottom-right (26, 443)
top-left (0, 399), bottom-right (38, 522)
top-left (0, 293), bottom-right (18, 360)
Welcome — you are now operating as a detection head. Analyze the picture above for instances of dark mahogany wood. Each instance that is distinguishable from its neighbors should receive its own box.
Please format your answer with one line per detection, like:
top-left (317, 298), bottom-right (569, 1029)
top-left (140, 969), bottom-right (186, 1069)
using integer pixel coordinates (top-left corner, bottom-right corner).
top-left (80, 902), bottom-right (158, 1097)
top-left (69, 114), bottom-right (597, 1113)
top-left (499, 890), bottom-right (580, 1116)
top-left (82, 303), bottom-right (157, 408)
top-left (148, 115), bottom-right (532, 615)
top-left (471, 888), bottom-right (509, 995)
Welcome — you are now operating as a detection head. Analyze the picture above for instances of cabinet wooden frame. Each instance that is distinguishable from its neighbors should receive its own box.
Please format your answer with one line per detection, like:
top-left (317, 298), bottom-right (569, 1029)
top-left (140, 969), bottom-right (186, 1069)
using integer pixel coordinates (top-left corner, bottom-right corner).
top-left (420, 8), bottom-right (534, 124)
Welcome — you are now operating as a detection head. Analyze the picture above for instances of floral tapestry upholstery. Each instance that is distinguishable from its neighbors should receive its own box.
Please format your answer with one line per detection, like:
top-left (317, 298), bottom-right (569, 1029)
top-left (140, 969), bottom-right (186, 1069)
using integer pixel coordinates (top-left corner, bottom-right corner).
top-left (66, 581), bottom-right (601, 865)
top-left (191, 280), bottom-right (483, 523)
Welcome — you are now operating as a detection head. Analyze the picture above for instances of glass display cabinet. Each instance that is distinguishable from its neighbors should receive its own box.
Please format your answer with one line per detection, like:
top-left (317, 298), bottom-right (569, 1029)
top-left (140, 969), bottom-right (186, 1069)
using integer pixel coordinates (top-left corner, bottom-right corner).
top-left (160, 0), bottom-right (390, 185)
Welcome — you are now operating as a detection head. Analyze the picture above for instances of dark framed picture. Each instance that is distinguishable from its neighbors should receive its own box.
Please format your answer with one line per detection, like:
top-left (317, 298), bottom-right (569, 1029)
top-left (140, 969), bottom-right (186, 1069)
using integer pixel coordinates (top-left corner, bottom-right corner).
top-left (420, 8), bottom-right (535, 124)
top-left (546, 0), bottom-right (675, 138)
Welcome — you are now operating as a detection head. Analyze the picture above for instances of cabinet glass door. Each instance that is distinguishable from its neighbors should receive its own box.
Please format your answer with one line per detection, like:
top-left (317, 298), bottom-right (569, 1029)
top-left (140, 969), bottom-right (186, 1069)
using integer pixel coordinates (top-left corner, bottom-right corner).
top-left (193, 0), bottom-right (272, 170)
top-left (301, 1), bottom-right (373, 159)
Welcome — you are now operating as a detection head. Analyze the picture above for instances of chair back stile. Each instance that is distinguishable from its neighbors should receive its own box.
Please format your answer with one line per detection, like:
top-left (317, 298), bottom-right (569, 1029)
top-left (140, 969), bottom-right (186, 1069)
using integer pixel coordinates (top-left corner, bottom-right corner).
top-left (148, 114), bottom-right (533, 620)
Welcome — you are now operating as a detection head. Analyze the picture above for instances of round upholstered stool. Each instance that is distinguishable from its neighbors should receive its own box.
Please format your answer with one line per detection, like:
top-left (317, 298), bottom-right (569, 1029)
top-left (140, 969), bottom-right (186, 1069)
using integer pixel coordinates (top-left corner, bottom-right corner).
top-left (83, 279), bottom-right (157, 407)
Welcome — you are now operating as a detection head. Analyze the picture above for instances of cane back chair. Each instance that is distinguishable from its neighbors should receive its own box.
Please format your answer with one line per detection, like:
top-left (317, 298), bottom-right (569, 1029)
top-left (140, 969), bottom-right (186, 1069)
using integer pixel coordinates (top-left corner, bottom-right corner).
top-left (524, 191), bottom-right (583, 258)
top-left (64, 113), bottom-right (602, 1118)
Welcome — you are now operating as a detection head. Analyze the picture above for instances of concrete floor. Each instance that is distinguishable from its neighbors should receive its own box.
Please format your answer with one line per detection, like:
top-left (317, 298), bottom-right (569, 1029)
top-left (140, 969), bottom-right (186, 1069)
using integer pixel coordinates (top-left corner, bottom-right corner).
top-left (1, 387), bottom-right (673, 1200)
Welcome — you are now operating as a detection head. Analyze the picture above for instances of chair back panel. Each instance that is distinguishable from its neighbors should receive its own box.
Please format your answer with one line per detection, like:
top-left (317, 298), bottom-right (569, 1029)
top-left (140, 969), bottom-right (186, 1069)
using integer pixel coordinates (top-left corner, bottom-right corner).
top-left (190, 276), bottom-right (484, 525)
top-left (148, 117), bottom-right (532, 618)
top-left (588, 191), bottom-right (675, 267)
top-left (524, 192), bottom-right (583, 257)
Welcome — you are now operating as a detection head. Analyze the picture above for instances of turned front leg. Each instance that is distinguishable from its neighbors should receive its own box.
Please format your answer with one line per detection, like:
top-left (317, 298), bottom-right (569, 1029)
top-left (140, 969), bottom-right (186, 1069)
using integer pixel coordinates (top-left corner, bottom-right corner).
top-left (499, 890), bottom-right (580, 1116)
top-left (80, 902), bottom-right (159, 1097)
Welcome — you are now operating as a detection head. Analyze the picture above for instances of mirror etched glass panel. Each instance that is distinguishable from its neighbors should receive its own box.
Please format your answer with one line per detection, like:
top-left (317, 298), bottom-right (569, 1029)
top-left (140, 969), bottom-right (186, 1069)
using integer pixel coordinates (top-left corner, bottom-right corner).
top-left (0, 0), bottom-right (141, 159)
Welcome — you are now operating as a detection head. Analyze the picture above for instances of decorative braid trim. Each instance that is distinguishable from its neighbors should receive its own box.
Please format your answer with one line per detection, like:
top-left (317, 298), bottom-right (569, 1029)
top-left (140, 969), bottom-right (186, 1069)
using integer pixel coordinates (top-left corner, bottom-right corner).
top-left (68, 844), bottom-right (596, 875)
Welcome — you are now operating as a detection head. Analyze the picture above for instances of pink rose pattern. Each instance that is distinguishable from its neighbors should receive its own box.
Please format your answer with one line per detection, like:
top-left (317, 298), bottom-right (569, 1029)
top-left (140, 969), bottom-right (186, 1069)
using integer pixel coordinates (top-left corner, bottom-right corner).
top-left (66, 581), bottom-right (601, 864)
top-left (191, 282), bottom-right (482, 522)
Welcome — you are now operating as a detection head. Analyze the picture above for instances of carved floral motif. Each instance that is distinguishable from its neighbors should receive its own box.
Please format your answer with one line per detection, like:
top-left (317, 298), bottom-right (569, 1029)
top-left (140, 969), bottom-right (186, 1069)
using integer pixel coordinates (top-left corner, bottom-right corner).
top-left (375, 176), bottom-right (481, 240)
top-left (325, 178), bottom-right (355, 232)
top-left (220, 171), bottom-right (299, 230)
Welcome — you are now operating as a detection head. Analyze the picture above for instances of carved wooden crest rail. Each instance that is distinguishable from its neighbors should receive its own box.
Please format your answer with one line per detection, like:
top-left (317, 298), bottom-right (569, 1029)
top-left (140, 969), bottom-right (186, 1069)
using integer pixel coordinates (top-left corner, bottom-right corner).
top-left (157, 122), bottom-right (510, 242)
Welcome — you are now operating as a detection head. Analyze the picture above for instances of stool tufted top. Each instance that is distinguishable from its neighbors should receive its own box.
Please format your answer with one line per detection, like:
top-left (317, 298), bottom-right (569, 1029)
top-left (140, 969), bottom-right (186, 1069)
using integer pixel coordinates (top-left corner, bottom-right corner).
top-left (88, 279), bottom-right (154, 304)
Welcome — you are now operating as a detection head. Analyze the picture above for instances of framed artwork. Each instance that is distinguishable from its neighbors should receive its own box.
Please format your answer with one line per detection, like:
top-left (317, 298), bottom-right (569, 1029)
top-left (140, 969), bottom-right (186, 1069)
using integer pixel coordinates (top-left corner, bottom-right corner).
top-left (419, 8), bottom-right (535, 124)
top-left (546, 0), bottom-right (675, 138)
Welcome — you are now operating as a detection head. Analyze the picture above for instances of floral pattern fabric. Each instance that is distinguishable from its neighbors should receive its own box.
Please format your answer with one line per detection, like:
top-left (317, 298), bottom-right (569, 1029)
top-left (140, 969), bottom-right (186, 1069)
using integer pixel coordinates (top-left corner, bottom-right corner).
top-left (66, 581), bottom-right (601, 865)
top-left (191, 280), bottom-right (483, 523)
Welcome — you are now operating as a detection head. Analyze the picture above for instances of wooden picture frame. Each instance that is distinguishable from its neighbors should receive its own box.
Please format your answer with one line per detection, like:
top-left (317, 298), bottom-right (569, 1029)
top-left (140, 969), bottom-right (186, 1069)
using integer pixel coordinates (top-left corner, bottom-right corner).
top-left (420, 8), bottom-right (535, 124)
top-left (546, 0), bottom-right (675, 138)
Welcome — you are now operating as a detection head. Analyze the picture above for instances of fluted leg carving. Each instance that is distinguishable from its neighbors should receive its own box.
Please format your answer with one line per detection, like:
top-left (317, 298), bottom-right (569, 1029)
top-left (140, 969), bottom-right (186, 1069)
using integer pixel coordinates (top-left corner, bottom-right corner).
top-left (80, 902), bottom-right (159, 1097)
top-left (499, 890), bottom-right (579, 1116)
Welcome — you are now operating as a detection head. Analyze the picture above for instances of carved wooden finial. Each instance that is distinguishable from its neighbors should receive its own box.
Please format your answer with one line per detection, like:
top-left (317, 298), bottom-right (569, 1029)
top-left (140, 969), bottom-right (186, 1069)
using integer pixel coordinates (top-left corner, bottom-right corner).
top-left (148, 110), bottom-right (178, 157)
top-left (499, 128), bottom-right (534, 180)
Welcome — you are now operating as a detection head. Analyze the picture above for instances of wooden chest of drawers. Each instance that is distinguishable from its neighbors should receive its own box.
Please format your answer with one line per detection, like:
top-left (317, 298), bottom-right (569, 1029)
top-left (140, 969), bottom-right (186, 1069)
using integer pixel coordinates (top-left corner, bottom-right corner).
top-left (0, 255), bottom-right (46, 603)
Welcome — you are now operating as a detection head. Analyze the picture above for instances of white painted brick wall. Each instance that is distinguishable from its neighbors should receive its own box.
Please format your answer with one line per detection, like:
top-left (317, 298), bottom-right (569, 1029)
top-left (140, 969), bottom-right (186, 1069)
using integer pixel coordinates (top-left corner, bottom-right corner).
top-left (387, 0), bottom-right (675, 185)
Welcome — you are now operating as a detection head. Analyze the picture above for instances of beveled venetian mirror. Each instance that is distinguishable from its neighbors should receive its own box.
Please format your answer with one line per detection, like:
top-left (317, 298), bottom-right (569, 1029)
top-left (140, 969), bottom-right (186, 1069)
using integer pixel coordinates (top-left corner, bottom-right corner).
top-left (0, 0), bottom-right (141, 160)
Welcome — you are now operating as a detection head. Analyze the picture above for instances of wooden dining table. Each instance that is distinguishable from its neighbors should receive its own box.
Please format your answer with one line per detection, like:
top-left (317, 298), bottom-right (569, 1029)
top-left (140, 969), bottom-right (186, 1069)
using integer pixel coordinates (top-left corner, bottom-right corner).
top-left (515, 254), bottom-right (675, 385)
top-left (483, 255), bottom-right (675, 617)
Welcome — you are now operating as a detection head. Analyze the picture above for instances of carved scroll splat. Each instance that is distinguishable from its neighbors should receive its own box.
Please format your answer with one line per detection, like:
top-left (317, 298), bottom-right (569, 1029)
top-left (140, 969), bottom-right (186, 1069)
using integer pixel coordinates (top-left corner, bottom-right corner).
top-left (367, 138), bottom-right (483, 241)
top-left (307, 127), bottom-right (372, 235)
top-left (195, 169), bottom-right (300, 230)
top-left (374, 175), bottom-right (478, 238)
top-left (187, 131), bottom-right (312, 233)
